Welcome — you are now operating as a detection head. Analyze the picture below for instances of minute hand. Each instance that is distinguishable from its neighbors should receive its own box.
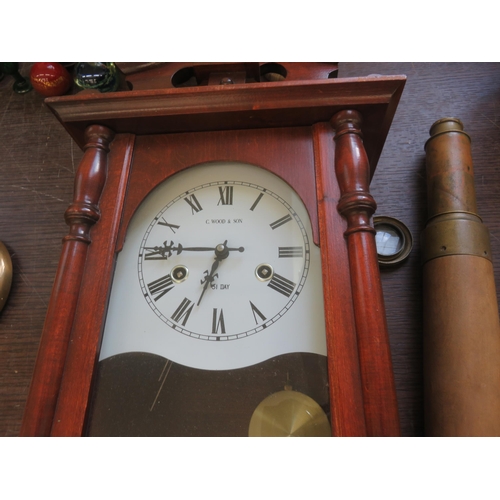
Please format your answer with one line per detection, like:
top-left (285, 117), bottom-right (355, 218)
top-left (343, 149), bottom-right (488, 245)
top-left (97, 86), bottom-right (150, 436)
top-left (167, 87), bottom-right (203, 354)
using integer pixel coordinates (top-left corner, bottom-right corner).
top-left (181, 245), bottom-right (244, 253)
top-left (143, 242), bottom-right (244, 260)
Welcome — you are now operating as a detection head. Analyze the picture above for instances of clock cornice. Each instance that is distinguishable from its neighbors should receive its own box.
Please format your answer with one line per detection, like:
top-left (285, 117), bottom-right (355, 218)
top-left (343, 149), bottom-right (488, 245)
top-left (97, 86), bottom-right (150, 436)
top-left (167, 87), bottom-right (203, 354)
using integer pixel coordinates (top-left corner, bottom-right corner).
top-left (45, 75), bottom-right (406, 175)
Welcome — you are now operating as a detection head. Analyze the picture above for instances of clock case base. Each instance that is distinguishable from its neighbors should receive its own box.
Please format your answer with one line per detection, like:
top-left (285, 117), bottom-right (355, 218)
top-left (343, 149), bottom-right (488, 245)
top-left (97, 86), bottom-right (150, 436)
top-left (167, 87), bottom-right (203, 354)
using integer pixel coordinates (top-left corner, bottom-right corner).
top-left (20, 68), bottom-right (406, 437)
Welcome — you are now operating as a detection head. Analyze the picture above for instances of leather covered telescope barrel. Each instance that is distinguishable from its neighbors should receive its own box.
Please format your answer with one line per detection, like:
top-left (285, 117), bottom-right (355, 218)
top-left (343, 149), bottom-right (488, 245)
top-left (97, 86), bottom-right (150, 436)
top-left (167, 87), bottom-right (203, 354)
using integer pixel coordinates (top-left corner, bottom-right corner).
top-left (423, 118), bottom-right (500, 436)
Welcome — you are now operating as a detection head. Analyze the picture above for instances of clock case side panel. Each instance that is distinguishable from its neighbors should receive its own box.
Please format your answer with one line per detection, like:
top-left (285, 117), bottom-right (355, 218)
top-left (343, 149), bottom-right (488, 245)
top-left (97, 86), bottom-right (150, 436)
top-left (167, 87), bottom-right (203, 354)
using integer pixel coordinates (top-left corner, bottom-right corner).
top-left (49, 134), bottom-right (136, 436)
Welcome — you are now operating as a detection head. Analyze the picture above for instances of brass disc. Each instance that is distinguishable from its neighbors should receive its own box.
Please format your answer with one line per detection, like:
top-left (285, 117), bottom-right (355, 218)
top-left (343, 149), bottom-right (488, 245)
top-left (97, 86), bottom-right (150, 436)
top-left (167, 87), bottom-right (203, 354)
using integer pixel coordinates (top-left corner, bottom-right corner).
top-left (248, 390), bottom-right (331, 437)
top-left (0, 241), bottom-right (12, 313)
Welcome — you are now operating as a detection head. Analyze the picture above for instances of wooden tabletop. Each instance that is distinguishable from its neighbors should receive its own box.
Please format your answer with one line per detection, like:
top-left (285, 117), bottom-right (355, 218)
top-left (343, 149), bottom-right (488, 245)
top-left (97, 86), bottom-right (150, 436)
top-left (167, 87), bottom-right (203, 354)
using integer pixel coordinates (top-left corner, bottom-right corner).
top-left (2, 62), bottom-right (499, 437)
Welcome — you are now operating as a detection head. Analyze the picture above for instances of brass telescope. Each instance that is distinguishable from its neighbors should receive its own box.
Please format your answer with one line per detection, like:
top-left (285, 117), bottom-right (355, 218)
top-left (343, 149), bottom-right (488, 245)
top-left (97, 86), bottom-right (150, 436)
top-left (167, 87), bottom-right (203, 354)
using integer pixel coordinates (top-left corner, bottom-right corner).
top-left (423, 118), bottom-right (500, 436)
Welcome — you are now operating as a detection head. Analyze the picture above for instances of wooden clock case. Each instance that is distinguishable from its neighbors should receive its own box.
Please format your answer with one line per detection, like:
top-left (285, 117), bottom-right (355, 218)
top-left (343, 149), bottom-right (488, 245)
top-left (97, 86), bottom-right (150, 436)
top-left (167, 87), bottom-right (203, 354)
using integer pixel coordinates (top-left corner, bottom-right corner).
top-left (20, 63), bottom-right (406, 437)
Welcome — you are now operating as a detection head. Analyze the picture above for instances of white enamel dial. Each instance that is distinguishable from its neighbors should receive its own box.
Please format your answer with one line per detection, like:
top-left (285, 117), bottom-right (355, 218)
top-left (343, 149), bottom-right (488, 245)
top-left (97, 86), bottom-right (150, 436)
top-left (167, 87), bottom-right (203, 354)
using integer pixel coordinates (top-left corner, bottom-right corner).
top-left (138, 179), bottom-right (309, 339)
top-left (99, 162), bottom-right (326, 370)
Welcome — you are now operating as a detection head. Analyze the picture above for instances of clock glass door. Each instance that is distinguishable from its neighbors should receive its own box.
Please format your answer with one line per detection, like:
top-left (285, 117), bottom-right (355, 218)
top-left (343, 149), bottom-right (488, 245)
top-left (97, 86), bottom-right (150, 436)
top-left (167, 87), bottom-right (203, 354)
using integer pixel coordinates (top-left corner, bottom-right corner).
top-left (86, 162), bottom-right (330, 436)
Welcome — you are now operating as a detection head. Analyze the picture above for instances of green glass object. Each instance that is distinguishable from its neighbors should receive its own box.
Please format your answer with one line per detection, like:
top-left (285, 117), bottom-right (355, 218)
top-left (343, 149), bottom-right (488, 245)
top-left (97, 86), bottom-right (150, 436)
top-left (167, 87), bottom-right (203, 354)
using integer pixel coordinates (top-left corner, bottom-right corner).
top-left (74, 63), bottom-right (125, 93)
top-left (0, 62), bottom-right (32, 94)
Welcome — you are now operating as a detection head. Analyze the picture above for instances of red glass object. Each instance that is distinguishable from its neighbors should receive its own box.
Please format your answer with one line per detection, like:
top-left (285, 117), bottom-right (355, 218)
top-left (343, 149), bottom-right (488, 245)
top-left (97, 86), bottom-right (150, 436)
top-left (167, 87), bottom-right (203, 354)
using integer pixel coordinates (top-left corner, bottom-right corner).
top-left (30, 63), bottom-right (72, 97)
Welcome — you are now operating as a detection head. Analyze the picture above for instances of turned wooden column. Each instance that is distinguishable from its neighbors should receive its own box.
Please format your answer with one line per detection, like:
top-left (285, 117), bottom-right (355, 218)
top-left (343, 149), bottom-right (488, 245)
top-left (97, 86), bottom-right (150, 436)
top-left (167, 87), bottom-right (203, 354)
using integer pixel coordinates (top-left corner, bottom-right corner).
top-left (313, 122), bottom-right (366, 436)
top-left (20, 125), bottom-right (114, 437)
top-left (332, 110), bottom-right (400, 436)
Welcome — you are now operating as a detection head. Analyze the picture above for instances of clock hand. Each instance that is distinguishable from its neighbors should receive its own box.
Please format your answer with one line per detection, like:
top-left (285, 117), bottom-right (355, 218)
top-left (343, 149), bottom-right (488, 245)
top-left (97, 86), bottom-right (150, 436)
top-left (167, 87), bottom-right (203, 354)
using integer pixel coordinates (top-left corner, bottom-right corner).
top-left (197, 241), bottom-right (237, 306)
top-left (197, 258), bottom-right (221, 306)
top-left (144, 241), bottom-right (244, 260)
top-left (182, 245), bottom-right (245, 253)
top-left (143, 241), bottom-right (175, 259)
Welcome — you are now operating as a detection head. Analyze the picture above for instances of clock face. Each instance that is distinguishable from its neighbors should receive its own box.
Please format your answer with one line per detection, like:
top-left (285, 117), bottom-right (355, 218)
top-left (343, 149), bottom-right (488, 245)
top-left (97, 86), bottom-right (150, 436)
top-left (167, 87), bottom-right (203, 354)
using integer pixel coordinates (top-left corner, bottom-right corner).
top-left (99, 162), bottom-right (326, 370)
top-left (139, 179), bottom-right (310, 339)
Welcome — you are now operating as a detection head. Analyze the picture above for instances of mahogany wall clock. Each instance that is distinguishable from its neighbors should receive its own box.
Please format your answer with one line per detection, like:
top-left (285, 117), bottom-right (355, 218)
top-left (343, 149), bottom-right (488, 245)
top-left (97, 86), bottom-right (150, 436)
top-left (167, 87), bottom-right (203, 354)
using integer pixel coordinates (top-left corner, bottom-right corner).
top-left (20, 63), bottom-right (406, 437)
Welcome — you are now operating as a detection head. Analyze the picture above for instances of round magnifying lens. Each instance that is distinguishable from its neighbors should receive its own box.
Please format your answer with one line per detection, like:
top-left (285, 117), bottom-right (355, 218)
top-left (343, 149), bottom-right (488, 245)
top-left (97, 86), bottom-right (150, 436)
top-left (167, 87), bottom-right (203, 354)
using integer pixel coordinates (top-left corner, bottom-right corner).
top-left (375, 223), bottom-right (404, 256)
top-left (373, 216), bottom-right (412, 266)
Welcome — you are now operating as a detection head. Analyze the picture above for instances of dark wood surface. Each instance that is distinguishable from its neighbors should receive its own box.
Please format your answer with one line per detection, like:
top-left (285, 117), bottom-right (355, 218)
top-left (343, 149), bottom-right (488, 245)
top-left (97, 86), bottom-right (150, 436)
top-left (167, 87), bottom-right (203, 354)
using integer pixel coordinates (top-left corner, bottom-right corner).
top-left (2, 63), bottom-right (500, 437)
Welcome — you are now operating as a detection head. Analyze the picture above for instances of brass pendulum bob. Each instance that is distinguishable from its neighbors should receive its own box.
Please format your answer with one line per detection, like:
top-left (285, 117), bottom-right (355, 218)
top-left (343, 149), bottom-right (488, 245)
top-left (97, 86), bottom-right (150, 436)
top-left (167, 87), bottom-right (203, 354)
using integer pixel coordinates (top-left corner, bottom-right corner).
top-left (248, 381), bottom-right (331, 437)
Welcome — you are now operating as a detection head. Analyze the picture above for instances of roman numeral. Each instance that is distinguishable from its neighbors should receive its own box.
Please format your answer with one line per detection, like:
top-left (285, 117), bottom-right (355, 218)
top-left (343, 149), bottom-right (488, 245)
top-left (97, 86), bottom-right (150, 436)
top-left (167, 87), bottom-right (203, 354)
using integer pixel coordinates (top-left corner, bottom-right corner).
top-left (212, 308), bottom-right (226, 334)
top-left (270, 214), bottom-right (292, 230)
top-left (250, 192), bottom-right (264, 211)
top-left (171, 298), bottom-right (194, 326)
top-left (217, 186), bottom-right (233, 205)
top-left (184, 194), bottom-right (203, 214)
top-left (249, 301), bottom-right (266, 324)
top-left (144, 247), bottom-right (166, 260)
top-left (268, 273), bottom-right (296, 297)
top-left (147, 274), bottom-right (174, 301)
top-left (158, 217), bottom-right (180, 233)
top-left (278, 246), bottom-right (304, 258)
